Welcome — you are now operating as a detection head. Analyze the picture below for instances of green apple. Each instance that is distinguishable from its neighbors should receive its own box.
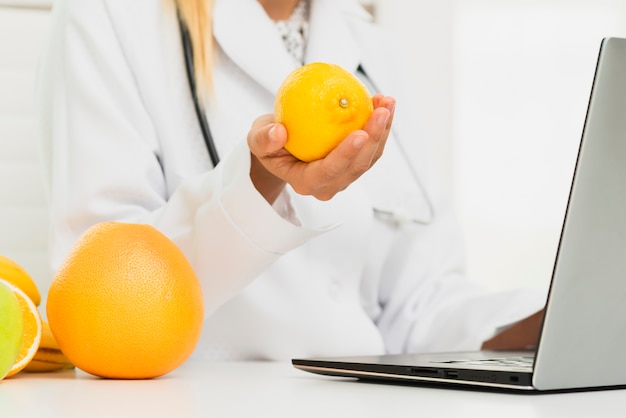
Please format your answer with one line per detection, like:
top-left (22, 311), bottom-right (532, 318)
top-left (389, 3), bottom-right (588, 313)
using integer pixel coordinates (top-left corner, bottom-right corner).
top-left (0, 280), bottom-right (23, 380)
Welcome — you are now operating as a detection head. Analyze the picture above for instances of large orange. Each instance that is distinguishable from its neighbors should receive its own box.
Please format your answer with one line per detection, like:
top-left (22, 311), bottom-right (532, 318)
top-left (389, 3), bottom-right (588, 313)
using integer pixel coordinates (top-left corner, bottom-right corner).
top-left (275, 62), bottom-right (373, 162)
top-left (46, 222), bottom-right (204, 379)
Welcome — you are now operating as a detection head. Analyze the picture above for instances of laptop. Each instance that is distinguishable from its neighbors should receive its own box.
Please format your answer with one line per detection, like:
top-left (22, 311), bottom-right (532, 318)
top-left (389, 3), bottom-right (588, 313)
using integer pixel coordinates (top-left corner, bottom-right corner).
top-left (292, 37), bottom-right (626, 392)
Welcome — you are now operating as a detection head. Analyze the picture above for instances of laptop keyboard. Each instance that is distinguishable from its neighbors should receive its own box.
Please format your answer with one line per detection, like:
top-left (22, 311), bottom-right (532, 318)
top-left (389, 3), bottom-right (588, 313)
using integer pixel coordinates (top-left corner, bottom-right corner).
top-left (435, 356), bottom-right (535, 369)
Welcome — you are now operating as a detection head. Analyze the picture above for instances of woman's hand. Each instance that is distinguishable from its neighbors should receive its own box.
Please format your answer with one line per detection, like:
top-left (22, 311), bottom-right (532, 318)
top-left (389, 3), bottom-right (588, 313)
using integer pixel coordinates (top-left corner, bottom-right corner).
top-left (248, 94), bottom-right (396, 204)
top-left (481, 309), bottom-right (545, 351)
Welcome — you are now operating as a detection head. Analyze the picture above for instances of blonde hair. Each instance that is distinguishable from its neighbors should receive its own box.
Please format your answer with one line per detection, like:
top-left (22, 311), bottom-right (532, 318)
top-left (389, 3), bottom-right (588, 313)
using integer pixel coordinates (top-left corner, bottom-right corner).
top-left (175, 0), bottom-right (214, 94)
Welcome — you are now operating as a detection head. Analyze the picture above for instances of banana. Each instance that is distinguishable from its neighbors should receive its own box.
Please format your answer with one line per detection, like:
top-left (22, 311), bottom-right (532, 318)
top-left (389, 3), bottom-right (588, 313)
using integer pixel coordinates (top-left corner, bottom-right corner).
top-left (24, 320), bottom-right (74, 373)
top-left (0, 254), bottom-right (41, 306)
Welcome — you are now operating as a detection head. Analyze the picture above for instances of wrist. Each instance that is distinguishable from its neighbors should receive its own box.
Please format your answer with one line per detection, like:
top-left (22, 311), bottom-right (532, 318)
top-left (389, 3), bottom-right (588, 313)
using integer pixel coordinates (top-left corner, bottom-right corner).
top-left (249, 153), bottom-right (286, 204)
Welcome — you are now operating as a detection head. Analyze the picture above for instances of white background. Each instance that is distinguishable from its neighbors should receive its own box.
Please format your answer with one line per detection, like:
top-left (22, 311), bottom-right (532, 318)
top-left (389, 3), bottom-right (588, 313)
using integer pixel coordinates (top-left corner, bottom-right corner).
top-left (374, 0), bottom-right (626, 292)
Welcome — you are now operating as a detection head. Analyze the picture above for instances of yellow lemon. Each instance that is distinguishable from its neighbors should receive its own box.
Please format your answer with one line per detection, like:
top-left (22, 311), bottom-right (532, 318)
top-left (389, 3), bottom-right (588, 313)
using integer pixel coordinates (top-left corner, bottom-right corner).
top-left (275, 62), bottom-right (373, 162)
top-left (0, 254), bottom-right (41, 306)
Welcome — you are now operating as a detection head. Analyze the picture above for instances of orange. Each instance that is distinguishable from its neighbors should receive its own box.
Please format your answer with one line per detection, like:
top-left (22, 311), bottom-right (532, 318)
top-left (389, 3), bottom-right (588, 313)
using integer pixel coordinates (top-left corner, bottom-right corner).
top-left (275, 62), bottom-right (373, 162)
top-left (23, 320), bottom-right (75, 373)
top-left (0, 280), bottom-right (23, 380)
top-left (46, 222), bottom-right (204, 379)
top-left (0, 254), bottom-right (41, 306)
top-left (0, 279), bottom-right (43, 378)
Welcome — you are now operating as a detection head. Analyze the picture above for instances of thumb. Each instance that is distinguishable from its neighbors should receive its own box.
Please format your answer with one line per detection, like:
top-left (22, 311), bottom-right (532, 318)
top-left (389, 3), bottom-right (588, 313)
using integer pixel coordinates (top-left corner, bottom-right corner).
top-left (248, 116), bottom-right (287, 157)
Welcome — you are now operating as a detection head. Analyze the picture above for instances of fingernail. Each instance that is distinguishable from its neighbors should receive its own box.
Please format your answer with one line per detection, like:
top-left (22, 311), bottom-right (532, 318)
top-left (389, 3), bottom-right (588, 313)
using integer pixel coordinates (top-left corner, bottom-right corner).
top-left (377, 112), bottom-right (390, 127)
top-left (269, 125), bottom-right (277, 142)
top-left (353, 133), bottom-right (367, 148)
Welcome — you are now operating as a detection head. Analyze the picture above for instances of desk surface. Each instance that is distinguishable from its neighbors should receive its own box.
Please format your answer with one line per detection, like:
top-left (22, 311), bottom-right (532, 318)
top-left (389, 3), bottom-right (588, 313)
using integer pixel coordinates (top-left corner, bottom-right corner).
top-left (1, 361), bottom-right (623, 417)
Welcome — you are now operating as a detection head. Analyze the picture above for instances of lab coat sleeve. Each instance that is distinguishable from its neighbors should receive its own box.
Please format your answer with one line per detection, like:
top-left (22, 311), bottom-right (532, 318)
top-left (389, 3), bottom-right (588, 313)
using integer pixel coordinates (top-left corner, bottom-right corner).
top-left (37, 0), bottom-right (323, 314)
top-left (375, 195), bottom-right (547, 354)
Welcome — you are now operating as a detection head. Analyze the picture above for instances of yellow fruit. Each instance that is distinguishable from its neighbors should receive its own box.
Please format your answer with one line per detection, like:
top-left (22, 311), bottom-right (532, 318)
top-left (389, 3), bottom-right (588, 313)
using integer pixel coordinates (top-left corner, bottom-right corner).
top-left (24, 320), bottom-right (74, 373)
top-left (46, 222), bottom-right (204, 379)
top-left (1, 279), bottom-right (42, 378)
top-left (0, 280), bottom-right (23, 380)
top-left (275, 62), bottom-right (373, 162)
top-left (0, 254), bottom-right (41, 306)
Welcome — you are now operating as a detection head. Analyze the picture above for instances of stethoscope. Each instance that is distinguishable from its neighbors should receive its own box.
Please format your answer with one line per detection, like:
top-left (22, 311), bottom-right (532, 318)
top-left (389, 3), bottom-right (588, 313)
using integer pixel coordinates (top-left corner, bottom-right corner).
top-left (177, 14), bottom-right (434, 225)
top-left (179, 14), bottom-right (220, 167)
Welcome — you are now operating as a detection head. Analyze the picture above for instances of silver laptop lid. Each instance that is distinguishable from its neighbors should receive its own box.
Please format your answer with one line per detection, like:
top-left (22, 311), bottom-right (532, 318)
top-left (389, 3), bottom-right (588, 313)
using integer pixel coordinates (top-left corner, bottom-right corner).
top-left (533, 37), bottom-right (626, 391)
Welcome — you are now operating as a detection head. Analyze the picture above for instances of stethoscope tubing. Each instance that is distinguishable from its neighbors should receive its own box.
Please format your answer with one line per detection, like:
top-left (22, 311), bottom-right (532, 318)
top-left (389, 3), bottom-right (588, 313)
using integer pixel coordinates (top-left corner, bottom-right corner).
top-left (179, 14), bottom-right (221, 167)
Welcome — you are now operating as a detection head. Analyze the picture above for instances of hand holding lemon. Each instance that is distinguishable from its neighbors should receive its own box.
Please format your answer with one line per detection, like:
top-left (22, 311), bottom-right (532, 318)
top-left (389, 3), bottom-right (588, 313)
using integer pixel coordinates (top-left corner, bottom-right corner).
top-left (248, 62), bottom-right (395, 202)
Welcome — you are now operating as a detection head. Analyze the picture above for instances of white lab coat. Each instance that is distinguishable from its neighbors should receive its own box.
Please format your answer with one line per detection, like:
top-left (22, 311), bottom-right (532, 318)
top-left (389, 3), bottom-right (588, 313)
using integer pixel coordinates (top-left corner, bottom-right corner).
top-left (37, 0), bottom-right (545, 361)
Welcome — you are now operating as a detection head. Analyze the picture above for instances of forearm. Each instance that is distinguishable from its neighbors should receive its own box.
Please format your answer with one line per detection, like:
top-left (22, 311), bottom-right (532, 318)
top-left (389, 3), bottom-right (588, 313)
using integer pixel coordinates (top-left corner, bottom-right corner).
top-left (146, 142), bottom-right (325, 314)
top-left (249, 152), bottom-right (286, 205)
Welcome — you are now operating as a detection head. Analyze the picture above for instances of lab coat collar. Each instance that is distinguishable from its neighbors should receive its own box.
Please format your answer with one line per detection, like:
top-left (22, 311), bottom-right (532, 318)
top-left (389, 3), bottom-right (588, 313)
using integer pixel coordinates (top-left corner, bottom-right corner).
top-left (213, 0), bottom-right (371, 95)
top-left (213, 0), bottom-right (298, 95)
top-left (305, 0), bottom-right (366, 74)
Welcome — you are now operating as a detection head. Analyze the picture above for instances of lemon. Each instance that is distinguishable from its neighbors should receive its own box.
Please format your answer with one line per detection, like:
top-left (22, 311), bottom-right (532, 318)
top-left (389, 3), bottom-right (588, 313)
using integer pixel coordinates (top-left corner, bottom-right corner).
top-left (275, 62), bottom-right (373, 162)
top-left (0, 254), bottom-right (41, 306)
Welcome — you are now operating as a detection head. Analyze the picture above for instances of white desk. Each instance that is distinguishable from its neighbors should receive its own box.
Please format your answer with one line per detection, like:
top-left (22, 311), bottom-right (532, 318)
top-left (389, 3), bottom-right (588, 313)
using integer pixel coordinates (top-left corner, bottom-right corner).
top-left (1, 361), bottom-right (623, 417)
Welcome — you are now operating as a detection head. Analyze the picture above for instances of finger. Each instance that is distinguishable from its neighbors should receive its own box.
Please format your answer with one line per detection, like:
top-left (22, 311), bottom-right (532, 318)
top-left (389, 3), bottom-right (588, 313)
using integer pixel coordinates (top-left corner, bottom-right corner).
top-left (247, 115), bottom-right (287, 157)
top-left (316, 101), bottom-right (392, 180)
top-left (301, 130), bottom-right (372, 199)
top-left (380, 96), bottom-right (396, 131)
top-left (357, 106), bottom-right (391, 164)
top-left (266, 123), bottom-right (288, 155)
top-left (371, 95), bottom-right (395, 129)
top-left (363, 106), bottom-right (391, 139)
top-left (322, 129), bottom-right (370, 176)
top-left (362, 96), bottom-right (396, 162)
top-left (372, 93), bottom-right (384, 109)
